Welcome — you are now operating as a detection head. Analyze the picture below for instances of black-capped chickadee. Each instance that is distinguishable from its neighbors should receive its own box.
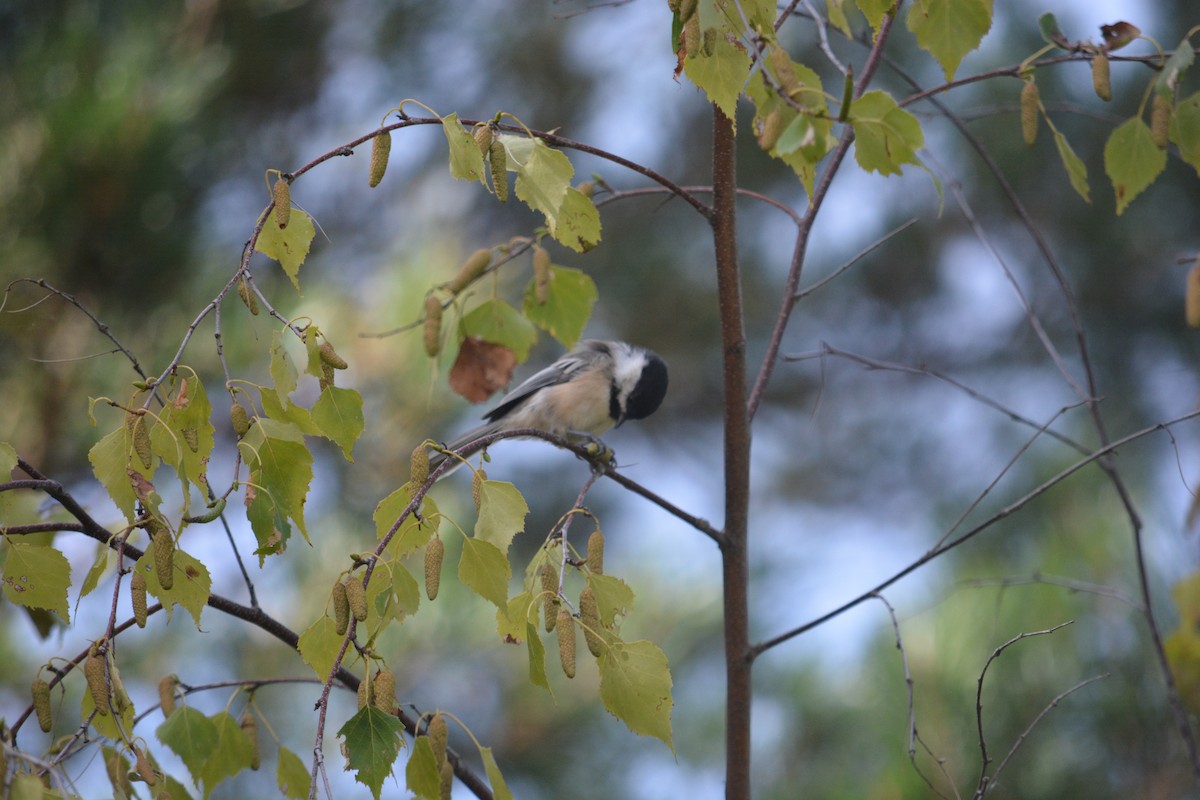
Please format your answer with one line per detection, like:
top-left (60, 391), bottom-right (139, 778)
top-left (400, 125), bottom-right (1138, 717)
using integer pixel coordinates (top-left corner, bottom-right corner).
top-left (431, 340), bottom-right (668, 470)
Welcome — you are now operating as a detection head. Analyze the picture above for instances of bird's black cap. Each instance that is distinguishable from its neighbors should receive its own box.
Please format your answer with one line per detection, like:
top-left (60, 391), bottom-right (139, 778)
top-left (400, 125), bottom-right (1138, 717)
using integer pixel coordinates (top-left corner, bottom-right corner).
top-left (623, 351), bottom-right (668, 422)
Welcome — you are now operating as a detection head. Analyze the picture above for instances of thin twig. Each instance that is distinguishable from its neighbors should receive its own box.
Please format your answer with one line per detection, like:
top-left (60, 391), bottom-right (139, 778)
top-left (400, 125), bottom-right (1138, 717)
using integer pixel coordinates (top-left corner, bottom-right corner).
top-left (974, 621), bottom-right (1074, 792)
top-left (748, 407), bottom-right (1200, 657)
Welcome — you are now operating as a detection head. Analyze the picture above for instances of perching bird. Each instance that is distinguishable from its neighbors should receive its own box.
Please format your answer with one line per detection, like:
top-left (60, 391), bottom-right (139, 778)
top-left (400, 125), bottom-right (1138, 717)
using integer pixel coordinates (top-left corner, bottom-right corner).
top-left (430, 340), bottom-right (668, 471)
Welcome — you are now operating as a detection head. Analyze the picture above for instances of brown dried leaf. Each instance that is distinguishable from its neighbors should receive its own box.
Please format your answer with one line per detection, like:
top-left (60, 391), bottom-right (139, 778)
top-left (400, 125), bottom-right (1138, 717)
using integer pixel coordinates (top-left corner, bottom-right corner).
top-left (448, 337), bottom-right (516, 403)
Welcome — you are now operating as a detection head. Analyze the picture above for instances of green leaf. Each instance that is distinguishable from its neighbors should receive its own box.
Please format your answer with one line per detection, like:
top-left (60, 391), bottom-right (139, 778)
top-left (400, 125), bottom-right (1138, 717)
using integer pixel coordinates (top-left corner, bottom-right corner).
top-left (81, 656), bottom-right (135, 739)
top-left (850, 90), bottom-right (924, 176)
top-left (277, 745), bottom-right (312, 800)
top-left (78, 542), bottom-right (112, 601)
top-left (1052, 130), bottom-right (1090, 203)
top-left (443, 112), bottom-right (486, 183)
top-left (338, 706), bottom-right (406, 800)
top-left (1104, 117), bottom-right (1166, 215)
top-left (312, 386), bottom-right (365, 461)
top-left (391, 560), bottom-right (421, 618)
top-left (157, 706), bottom-right (220, 787)
top-left (404, 735), bottom-right (441, 800)
top-left (0, 441), bottom-right (16, 476)
top-left (197, 711), bottom-right (253, 797)
top-left (374, 483), bottom-right (439, 558)
top-left (303, 330), bottom-right (324, 378)
top-left (269, 330), bottom-right (299, 408)
top-left (134, 547), bottom-right (211, 628)
top-left (905, 0), bottom-right (992, 81)
top-left (1170, 91), bottom-right (1200, 176)
top-left (458, 536), bottom-right (511, 608)
top-left (1038, 12), bottom-right (1065, 46)
top-left (546, 186), bottom-right (602, 253)
top-left (460, 298), bottom-right (538, 361)
top-left (587, 573), bottom-right (635, 628)
top-left (496, 590), bottom-right (535, 642)
top-left (827, 0), bottom-right (852, 36)
top-left (255, 208), bottom-right (315, 292)
top-left (505, 135), bottom-right (573, 221)
top-left (88, 425), bottom-right (144, 521)
top-left (683, 32), bottom-right (753, 124)
top-left (746, 69), bottom-right (835, 195)
top-left (598, 639), bottom-right (674, 751)
top-left (526, 620), bottom-right (551, 693)
top-left (259, 386), bottom-right (323, 437)
top-left (857, 0), bottom-right (893, 32)
top-left (239, 418), bottom-right (313, 550)
top-left (299, 615), bottom-right (344, 680)
top-left (522, 264), bottom-right (598, 348)
top-left (1159, 36), bottom-right (1195, 94)
top-left (150, 372), bottom-right (215, 491)
top-left (2, 542), bottom-right (70, 620)
top-left (474, 480), bottom-right (528, 552)
top-left (480, 746), bottom-right (515, 800)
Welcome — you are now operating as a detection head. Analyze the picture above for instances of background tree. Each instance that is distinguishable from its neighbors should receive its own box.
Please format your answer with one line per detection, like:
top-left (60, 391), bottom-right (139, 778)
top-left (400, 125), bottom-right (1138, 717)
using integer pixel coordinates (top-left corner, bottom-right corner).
top-left (4, 1), bottom-right (1200, 798)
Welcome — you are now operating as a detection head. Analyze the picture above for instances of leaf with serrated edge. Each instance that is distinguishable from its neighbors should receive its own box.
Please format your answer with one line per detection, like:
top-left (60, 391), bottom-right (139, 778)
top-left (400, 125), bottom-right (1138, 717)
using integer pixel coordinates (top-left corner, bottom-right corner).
top-left (338, 706), bottom-right (406, 800)
top-left (134, 547), bottom-right (211, 628)
top-left (480, 746), bottom-right (515, 800)
top-left (269, 330), bottom-right (299, 408)
top-left (460, 298), bottom-right (538, 361)
top-left (443, 112), bottom-right (486, 183)
top-left (405, 735), bottom-right (441, 800)
top-left (255, 208), bottom-right (315, 292)
top-left (523, 264), bottom-right (598, 348)
top-left (374, 483), bottom-right (439, 557)
top-left (683, 33), bottom-right (752, 125)
top-left (850, 90), bottom-right (924, 176)
top-left (1170, 91), bottom-right (1200, 177)
top-left (298, 615), bottom-right (344, 680)
top-left (526, 621), bottom-right (552, 693)
top-left (277, 745), bottom-right (312, 800)
top-left (312, 386), bottom-right (365, 461)
top-left (157, 706), bottom-right (219, 787)
top-left (197, 711), bottom-right (253, 797)
top-left (458, 536), bottom-right (511, 607)
top-left (598, 639), bottom-right (674, 751)
top-left (905, 0), bottom-right (992, 81)
top-left (1053, 130), bottom-right (1090, 203)
top-left (474, 480), bottom-right (528, 553)
top-left (505, 136), bottom-right (574, 224)
top-left (497, 590), bottom-right (535, 642)
top-left (2, 543), bottom-right (71, 620)
top-left (546, 187), bottom-right (602, 252)
top-left (1104, 117), bottom-right (1166, 215)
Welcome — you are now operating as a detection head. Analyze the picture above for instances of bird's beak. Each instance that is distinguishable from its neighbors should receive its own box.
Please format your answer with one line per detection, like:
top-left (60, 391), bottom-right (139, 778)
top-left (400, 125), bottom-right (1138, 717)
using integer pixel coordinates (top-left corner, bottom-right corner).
top-left (615, 412), bottom-right (626, 428)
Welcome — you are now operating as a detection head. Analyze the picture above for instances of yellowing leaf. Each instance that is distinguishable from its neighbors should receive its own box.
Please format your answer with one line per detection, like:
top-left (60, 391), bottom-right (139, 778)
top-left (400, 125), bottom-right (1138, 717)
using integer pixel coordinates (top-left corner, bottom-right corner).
top-left (134, 546), bottom-right (211, 628)
top-left (1104, 117), bottom-right (1166, 215)
top-left (458, 536), bottom-right (511, 608)
top-left (2, 542), bottom-right (71, 620)
top-left (526, 620), bottom-right (551, 693)
top-left (277, 745), bottom-right (312, 800)
top-left (497, 590), bottom-right (535, 642)
top-left (683, 32), bottom-right (752, 124)
top-left (850, 90), bottom-right (925, 176)
top-left (312, 386), bottom-right (365, 461)
top-left (269, 330), bottom-right (299, 408)
top-left (443, 112), bottom-right (486, 183)
top-left (523, 264), bottom-right (598, 348)
top-left (857, 0), bottom-right (893, 32)
top-left (546, 186), bottom-right (602, 252)
top-left (460, 298), bottom-right (538, 361)
top-left (598, 639), bottom-right (674, 751)
top-left (298, 614), bottom-right (344, 680)
top-left (588, 573), bottom-right (635, 628)
top-left (827, 0), bottom-right (852, 36)
top-left (374, 483), bottom-right (439, 557)
top-left (474, 480), bottom-right (529, 552)
top-left (255, 208), bottom-right (315, 292)
top-left (338, 706), bottom-right (406, 800)
top-left (1052, 130), bottom-right (1090, 203)
top-left (505, 135), bottom-right (573, 221)
top-left (150, 371), bottom-right (215, 490)
top-left (905, 0), bottom-right (992, 81)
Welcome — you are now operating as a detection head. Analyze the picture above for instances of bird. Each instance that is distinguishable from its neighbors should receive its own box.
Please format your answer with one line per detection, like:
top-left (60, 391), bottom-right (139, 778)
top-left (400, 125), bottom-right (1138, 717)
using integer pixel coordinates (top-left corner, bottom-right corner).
top-left (430, 340), bottom-right (668, 473)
